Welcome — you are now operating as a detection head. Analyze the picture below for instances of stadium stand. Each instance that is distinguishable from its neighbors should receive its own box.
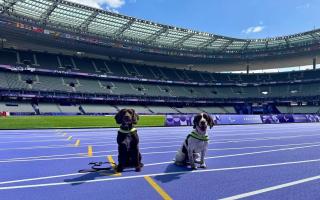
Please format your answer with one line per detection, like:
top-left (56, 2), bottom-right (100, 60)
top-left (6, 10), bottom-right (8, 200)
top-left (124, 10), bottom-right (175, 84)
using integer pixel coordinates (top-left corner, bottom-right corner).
top-left (4, 49), bottom-right (320, 85)
top-left (117, 105), bottom-right (152, 114)
top-left (277, 106), bottom-right (320, 114)
top-left (0, 102), bottom-right (35, 114)
top-left (147, 106), bottom-right (179, 114)
top-left (58, 104), bottom-right (81, 114)
top-left (81, 104), bottom-right (118, 114)
top-left (38, 103), bottom-right (62, 114)
top-left (1, 0), bottom-right (320, 116)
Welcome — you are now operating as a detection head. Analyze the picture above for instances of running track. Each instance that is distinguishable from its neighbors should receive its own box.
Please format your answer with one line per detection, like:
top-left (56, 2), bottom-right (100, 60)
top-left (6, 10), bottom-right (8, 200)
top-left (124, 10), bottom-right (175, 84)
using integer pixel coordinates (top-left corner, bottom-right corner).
top-left (1, 123), bottom-right (320, 199)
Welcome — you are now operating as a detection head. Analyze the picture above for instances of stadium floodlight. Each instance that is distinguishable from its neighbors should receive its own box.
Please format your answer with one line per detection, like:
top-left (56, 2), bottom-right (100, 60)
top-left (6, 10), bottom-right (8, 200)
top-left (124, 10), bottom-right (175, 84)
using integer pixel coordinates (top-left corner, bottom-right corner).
top-left (261, 91), bottom-right (269, 95)
top-left (290, 90), bottom-right (299, 94)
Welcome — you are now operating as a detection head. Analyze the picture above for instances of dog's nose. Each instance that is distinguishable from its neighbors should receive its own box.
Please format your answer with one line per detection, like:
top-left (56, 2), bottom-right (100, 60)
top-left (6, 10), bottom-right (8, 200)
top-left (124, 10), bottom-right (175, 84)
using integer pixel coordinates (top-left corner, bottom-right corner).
top-left (200, 121), bottom-right (206, 125)
top-left (124, 115), bottom-right (130, 120)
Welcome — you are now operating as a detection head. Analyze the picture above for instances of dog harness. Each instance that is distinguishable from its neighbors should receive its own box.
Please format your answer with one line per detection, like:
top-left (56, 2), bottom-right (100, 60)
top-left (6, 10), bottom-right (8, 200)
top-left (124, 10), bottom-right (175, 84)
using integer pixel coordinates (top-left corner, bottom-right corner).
top-left (119, 127), bottom-right (137, 134)
top-left (188, 130), bottom-right (209, 141)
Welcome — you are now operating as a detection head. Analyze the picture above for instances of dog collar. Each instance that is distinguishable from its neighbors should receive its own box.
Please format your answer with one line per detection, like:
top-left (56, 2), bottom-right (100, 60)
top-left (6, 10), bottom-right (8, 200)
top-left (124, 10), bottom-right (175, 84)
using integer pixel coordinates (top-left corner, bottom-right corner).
top-left (189, 130), bottom-right (209, 141)
top-left (119, 127), bottom-right (137, 134)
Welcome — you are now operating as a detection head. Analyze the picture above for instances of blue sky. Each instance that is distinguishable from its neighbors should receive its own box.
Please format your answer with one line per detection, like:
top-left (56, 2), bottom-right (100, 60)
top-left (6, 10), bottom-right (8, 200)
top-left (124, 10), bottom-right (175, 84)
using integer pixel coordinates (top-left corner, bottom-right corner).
top-left (69, 0), bottom-right (320, 39)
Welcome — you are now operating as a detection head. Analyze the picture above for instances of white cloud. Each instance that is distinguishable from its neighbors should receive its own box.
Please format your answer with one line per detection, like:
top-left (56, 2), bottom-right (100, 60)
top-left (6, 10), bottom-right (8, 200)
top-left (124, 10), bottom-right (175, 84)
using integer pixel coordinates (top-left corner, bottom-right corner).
top-left (68, 0), bottom-right (125, 9)
top-left (242, 25), bottom-right (265, 34)
top-left (297, 3), bottom-right (310, 9)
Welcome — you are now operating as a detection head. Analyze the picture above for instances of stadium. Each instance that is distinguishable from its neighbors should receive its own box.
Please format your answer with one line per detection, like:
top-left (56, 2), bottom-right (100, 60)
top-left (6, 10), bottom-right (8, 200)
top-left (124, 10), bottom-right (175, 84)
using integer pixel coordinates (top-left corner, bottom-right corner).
top-left (1, 0), bottom-right (320, 199)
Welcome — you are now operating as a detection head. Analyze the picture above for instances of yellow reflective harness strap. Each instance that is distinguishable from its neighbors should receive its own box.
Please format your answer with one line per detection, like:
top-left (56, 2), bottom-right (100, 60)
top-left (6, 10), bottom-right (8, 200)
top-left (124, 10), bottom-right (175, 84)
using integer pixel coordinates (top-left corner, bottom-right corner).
top-left (118, 127), bottom-right (137, 134)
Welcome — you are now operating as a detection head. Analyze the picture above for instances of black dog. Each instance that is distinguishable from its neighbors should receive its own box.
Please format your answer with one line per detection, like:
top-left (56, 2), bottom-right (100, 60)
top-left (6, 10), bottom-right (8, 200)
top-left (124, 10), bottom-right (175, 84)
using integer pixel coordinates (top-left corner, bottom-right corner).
top-left (115, 109), bottom-right (143, 172)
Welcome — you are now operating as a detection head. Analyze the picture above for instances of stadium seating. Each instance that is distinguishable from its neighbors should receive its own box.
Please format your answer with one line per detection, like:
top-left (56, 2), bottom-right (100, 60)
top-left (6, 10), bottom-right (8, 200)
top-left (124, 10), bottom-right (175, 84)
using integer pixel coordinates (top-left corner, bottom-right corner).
top-left (147, 106), bottom-right (179, 114)
top-left (38, 103), bottom-right (62, 113)
top-left (2, 70), bottom-right (320, 100)
top-left (117, 105), bottom-right (152, 114)
top-left (175, 107), bottom-right (203, 114)
top-left (0, 102), bottom-right (35, 113)
top-left (58, 105), bottom-right (81, 114)
top-left (81, 104), bottom-right (118, 114)
top-left (4, 49), bottom-right (320, 85)
top-left (277, 106), bottom-right (320, 114)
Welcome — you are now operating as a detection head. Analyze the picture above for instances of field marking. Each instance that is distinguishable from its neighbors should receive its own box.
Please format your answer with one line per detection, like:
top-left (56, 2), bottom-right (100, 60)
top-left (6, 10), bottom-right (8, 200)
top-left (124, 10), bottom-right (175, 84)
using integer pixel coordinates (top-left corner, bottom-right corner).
top-left (143, 143), bottom-right (320, 166)
top-left (219, 175), bottom-right (320, 200)
top-left (144, 176), bottom-right (172, 200)
top-left (3, 141), bottom-right (320, 162)
top-left (0, 173), bottom-right (84, 185)
top-left (107, 155), bottom-right (121, 176)
top-left (3, 131), bottom-right (320, 152)
top-left (88, 146), bottom-right (93, 157)
top-left (0, 139), bottom-right (72, 144)
top-left (1, 158), bottom-right (320, 190)
top-left (2, 142), bottom-right (320, 164)
top-left (0, 136), bottom-right (187, 144)
top-left (74, 140), bottom-right (80, 147)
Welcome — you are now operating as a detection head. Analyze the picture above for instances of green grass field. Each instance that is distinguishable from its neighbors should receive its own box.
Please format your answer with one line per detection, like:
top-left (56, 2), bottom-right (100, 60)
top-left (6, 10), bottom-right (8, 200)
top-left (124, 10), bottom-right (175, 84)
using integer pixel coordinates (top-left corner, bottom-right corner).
top-left (0, 115), bottom-right (165, 129)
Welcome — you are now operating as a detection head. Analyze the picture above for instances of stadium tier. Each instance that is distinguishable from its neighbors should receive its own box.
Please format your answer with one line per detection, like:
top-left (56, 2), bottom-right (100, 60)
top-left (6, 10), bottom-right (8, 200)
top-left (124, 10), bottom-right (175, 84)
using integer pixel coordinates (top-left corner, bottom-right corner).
top-left (0, 1), bottom-right (320, 115)
top-left (2, 70), bottom-right (320, 99)
top-left (1, 49), bottom-right (320, 84)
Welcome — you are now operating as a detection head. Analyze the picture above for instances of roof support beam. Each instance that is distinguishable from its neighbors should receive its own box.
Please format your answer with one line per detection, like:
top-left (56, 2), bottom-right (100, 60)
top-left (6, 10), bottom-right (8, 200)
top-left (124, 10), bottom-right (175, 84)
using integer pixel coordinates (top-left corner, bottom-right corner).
top-left (265, 40), bottom-right (269, 49)
top-left (284, 38), bottom-right (290, 47)
top-left (1, 0), bottom-right (24, 14)
top-left (197, 37), bottom-right (218, 49)
top-left (242, 40), bottom-right (251, 51)
top-left (219, 40), bottom-right (233, 51)
top-left (145, 27), bottom-right (168, 45)
top-left (40, 1), bottom-right (59, 25)
top-left (310, 33), bottom-right (320, 40)
top-left (79, 11), bottom-right (99, 32)
top-left (114, 19), bottom-right (135, 38)
top-left (173, 32), bottom-right (195, 47)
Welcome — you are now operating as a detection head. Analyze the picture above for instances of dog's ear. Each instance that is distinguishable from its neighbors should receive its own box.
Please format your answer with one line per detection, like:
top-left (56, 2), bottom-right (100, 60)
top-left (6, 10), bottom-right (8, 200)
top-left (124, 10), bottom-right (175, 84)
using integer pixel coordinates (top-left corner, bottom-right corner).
top-left (206, 113), bottom-right (215, 129)
top-left (131, 109), bottom-right (139, 124)
top-left (193, 114), bottom-right (201, 129)
top-left (115, 109), bottom-right (125, 124)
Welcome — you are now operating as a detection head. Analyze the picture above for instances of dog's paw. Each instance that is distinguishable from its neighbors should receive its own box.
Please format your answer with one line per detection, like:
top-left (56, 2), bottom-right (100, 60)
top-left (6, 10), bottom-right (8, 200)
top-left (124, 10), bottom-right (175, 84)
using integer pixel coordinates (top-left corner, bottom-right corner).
top-left (191, 164), bottom-right (197, 170)
top-left (116, 166), bottom-right (123, 173)
top-left (135, 167), bottom-right (141, 172)
top-left (200, 163), bottom-right (207, 169)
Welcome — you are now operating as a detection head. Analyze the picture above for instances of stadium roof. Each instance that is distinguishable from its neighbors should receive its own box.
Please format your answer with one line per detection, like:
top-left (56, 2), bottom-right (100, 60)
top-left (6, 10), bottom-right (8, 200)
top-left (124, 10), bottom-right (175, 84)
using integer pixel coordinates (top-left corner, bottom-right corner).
top-left (1, 0), bottom-right (320, 53)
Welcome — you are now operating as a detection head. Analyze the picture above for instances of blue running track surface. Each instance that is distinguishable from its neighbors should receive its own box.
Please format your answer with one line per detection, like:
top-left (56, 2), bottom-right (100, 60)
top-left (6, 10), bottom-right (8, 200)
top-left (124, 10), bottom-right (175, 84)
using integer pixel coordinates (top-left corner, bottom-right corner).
top-left (1, 123), bottom-right (320, 200)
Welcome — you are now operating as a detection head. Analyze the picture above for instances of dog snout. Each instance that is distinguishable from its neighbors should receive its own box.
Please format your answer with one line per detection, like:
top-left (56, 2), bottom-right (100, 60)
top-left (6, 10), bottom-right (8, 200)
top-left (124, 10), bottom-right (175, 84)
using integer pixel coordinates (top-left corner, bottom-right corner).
top-left (124, 115), bottom-right (130, 120)
top-left (200, 120), bottom-right (206, 126)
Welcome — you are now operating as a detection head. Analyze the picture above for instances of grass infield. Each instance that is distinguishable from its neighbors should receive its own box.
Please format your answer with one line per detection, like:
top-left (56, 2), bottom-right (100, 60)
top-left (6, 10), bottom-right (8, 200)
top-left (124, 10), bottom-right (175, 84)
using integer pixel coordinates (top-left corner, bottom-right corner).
top-left (0, 115), bottom-right (165, 129)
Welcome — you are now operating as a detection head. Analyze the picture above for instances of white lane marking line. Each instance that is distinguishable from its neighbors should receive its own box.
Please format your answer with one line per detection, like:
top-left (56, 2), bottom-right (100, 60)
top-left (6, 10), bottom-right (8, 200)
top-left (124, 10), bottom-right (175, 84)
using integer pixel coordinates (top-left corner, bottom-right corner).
top-left (0, 136), bottom-right (188, 144)
top-left (2, 158), bottom-right (320, 190)
top-left (4, 141), bottom-right (319, 162)
top-left (0, 139), bottom-right (73, 144)
top-left (0, 173), bottom-right (84, 185)
top-left (2, 131), bottom-right (320, 151)
top-left (2, 142), bottom-right (320, 164)
top-left (219, 175), bottom-right (320, 200)
top-left (143, 143), bottom-right (320, 166)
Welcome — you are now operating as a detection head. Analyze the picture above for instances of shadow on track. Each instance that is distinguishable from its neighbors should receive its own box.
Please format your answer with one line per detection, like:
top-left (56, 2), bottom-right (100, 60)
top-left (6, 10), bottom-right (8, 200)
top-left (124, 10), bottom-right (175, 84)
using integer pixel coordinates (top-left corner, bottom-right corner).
top-left (154, 163), bottom-right (192, 183)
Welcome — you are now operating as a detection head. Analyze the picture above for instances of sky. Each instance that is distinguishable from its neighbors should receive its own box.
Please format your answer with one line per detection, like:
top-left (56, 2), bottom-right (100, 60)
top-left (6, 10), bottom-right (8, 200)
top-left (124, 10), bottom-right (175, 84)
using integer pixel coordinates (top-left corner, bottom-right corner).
top-left (68, 0), bottom-right (320, 39)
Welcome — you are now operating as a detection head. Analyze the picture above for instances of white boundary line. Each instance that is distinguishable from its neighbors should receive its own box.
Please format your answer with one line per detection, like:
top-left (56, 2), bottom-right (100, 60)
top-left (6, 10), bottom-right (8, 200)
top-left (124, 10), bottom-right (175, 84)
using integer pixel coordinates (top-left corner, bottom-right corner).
top-left (219, 175), bottom-right (320, 200)
top-left (2, 132), bottom-right (320, 151)
top-left (2, 142), bottom-right (320, 164)
top-left (1, 158), bottom-right (320, 190)
top-left (3, 141), bottom-right (320, 163)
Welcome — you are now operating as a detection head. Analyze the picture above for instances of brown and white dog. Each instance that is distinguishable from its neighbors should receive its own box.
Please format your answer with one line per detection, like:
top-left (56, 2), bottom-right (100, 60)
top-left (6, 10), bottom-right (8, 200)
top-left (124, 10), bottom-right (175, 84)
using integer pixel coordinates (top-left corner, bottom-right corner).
top-left (174, 113), bottom-right (214, 170)
top-left (114, 109), bottom-right (143, 172)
